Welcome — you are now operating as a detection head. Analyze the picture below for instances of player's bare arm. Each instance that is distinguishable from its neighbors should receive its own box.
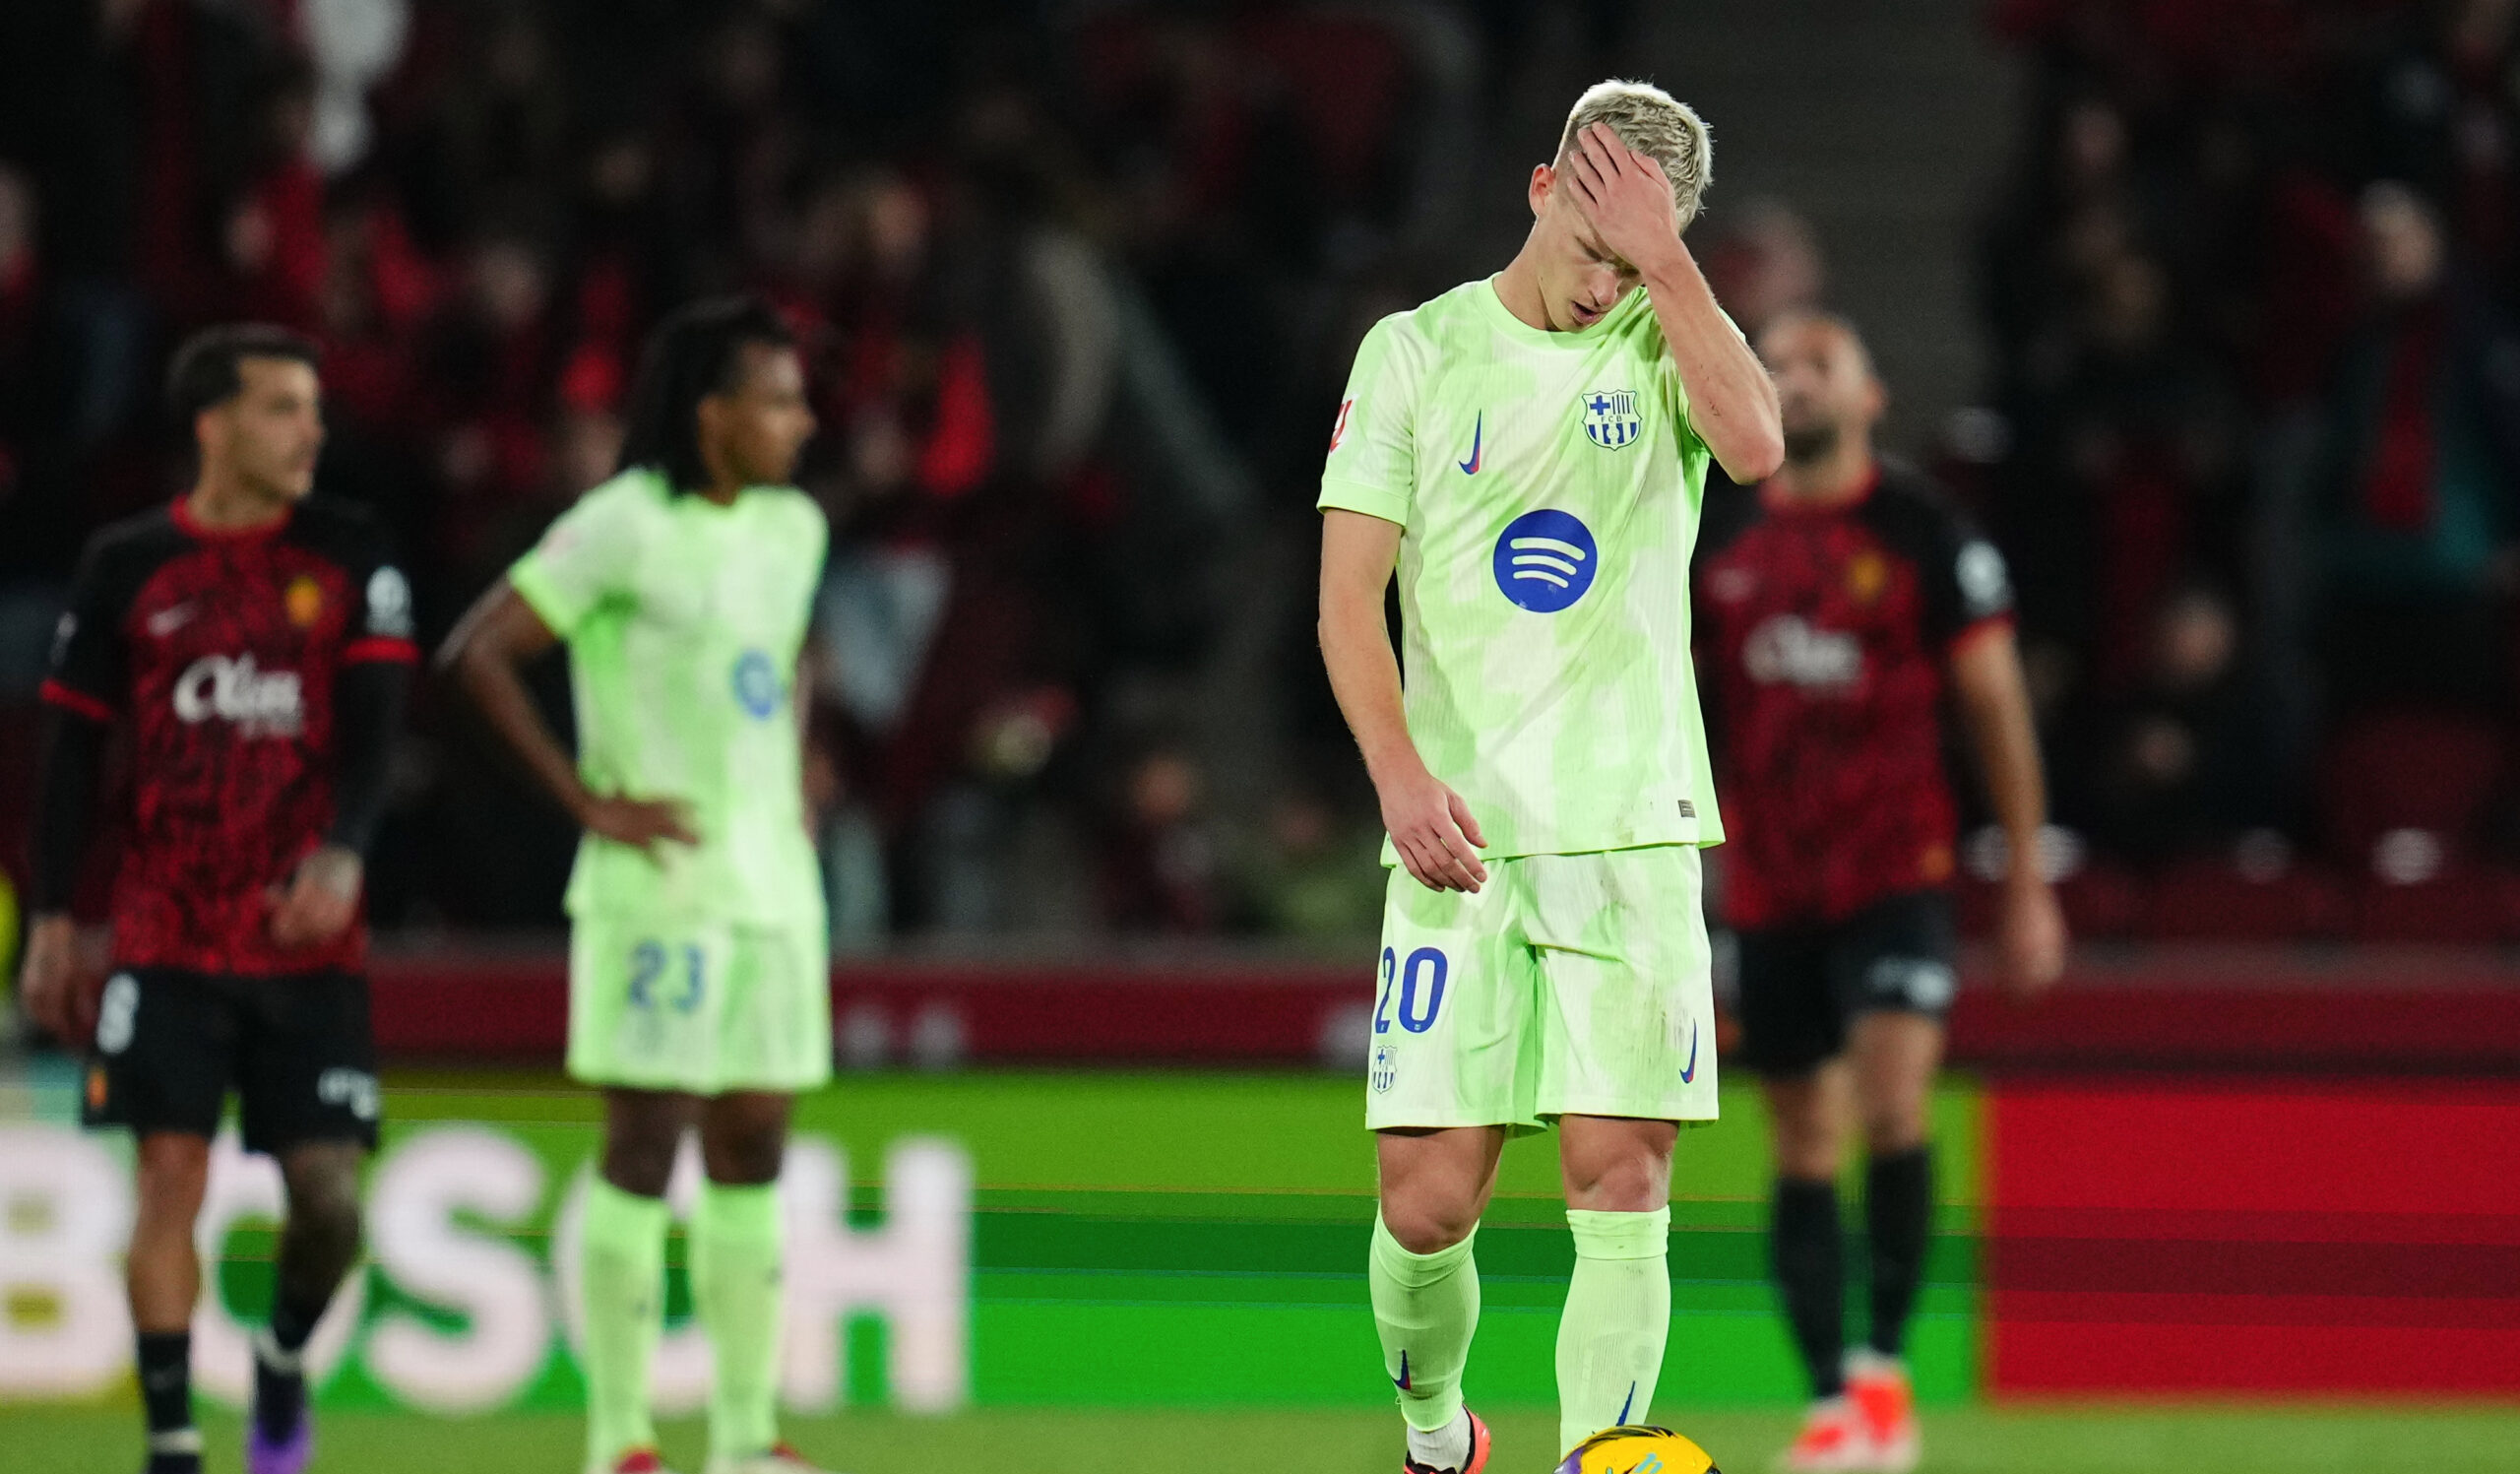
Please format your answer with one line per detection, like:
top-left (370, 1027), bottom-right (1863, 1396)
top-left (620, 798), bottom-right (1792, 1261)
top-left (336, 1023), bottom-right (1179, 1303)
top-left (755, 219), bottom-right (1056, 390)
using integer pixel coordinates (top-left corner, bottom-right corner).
top-left (1949, 623), bottom-right (2067, 996)
top-left (1318, 509), bottom-right (1488, 894)
top-left (1562, 123), bottom-right (1785, 483)
top-left (17, 914), bottom-right (94, 1043)
top-left (438, 581), bottom-right (699, 856)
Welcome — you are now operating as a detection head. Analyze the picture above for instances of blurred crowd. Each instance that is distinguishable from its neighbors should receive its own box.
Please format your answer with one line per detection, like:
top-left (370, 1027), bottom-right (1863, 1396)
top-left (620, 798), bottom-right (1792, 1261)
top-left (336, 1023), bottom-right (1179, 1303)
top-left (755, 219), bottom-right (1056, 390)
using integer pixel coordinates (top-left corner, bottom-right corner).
top-left (12, 0), bottom-right (2520, 948)
top-left (0, 0), bottom-right (1491, 944)
top-left (1962, 0), bottom-right (2520, 938)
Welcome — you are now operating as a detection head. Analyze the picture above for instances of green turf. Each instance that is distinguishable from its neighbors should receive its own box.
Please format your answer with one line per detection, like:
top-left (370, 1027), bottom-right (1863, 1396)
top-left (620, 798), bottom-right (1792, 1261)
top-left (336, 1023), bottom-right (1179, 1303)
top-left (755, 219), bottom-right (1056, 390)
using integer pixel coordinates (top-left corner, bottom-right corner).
top-left (6, 1403), bottom-right (2515, 1474)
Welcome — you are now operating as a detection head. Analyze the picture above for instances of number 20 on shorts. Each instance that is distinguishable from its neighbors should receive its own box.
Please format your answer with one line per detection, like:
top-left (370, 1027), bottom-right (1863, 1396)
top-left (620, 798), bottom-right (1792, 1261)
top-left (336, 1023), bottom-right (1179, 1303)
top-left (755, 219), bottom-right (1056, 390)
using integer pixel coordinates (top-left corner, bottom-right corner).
top-left (628, 939), bottom-right (706, 1013)
top-left (1374, 946), bottom-right (1448, 1034)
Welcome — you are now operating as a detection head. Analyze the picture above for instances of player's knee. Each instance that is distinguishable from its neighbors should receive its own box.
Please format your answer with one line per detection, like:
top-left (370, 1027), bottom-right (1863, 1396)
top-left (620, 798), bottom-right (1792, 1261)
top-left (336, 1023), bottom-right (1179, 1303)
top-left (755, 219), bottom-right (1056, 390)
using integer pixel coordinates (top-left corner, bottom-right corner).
top-left (1381, 1196), bottom-right (1480, 1255)
top-left (701, 1127), bottom-right (786, 1186)
top-left (287, 1162), bottom-right (365, 1262)
top-left (1774, 1120), bottom-right (1841, 1179)
top-left (1565, 1152), bottom-right (1668, 1212)
top-left (134, 1135), bottom-right (212, 1222)
top-left (601, 1133), bottom-right (681, 1197)
top-left (1766, 1105), bottom-right (1841, 1181)
top-left (1861, 1100), bottom-right (1928, 1156)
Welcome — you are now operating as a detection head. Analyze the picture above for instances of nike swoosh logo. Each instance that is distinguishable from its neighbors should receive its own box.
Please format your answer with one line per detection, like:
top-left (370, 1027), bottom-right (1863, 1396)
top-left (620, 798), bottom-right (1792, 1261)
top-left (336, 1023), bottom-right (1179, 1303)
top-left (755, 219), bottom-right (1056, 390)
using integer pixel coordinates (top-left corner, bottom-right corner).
top-left (1395, 1349), bottom-right (1411, 1390)
top-left (1678, 1021), bottom-right (1699, 1084)
top-left (1459, 413), bottom-right (1483, 475)
top-left (148, 603), bottom-right (196, 637)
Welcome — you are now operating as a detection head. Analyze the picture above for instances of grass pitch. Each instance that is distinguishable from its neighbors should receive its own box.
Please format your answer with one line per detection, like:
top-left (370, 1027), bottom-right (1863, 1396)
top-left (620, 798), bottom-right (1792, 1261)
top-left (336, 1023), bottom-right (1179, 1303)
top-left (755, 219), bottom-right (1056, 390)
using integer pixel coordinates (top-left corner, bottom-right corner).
top-left (6, 1402), bottom-right (2515, 1473)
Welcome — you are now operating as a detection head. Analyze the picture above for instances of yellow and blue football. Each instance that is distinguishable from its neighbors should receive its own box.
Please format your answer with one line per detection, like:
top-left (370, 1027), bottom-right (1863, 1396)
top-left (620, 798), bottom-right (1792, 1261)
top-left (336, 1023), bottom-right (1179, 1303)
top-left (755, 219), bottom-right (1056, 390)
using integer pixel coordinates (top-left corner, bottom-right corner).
top-left (1554, 1424), bottom-right (1722, 1474)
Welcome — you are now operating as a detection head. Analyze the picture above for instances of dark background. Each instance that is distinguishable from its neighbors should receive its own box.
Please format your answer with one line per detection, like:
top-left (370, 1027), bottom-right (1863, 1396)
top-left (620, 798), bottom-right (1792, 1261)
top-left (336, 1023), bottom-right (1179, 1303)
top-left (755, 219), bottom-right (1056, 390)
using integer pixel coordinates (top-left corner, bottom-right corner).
top-left (5, 0), bottom-right (2520, 953)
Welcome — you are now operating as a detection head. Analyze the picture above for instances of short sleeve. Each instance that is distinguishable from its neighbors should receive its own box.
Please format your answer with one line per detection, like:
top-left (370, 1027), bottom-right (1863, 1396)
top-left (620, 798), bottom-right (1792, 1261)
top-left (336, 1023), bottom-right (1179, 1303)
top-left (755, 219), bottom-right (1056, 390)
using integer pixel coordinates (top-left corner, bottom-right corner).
top-left (40, 540), bottom-right (132, 723)
top-left (797, 494), bottom-right (831, 585)
top-left (1924, 505), bottom-right (2016, 649)
top-left (510, 482), bottom-right (644, 639)
top-left (1316, 315), bottom-right (1425, 527)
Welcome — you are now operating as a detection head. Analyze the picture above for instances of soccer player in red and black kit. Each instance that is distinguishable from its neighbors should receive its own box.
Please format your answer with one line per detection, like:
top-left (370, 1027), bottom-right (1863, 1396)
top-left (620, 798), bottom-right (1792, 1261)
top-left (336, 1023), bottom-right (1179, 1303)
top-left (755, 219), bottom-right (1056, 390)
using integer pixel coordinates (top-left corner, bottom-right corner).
top-left (18, 325), bottom-right (413, 1474)
top-left (1693, 313), bottom-right (2064, 1473)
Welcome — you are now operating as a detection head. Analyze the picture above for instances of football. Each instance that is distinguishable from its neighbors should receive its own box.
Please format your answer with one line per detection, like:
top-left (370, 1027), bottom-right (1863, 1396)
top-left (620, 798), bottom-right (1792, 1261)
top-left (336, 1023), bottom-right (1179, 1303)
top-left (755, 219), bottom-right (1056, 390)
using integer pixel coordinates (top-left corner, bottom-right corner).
top-left (1555, 1425), bottom-right (1722, 1474)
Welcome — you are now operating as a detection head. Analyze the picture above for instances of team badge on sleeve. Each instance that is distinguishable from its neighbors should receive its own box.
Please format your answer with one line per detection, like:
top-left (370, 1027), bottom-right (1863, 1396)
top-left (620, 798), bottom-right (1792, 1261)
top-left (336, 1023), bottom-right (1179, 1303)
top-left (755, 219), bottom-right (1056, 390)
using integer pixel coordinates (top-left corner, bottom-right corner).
top-left (1582, 389), bottom-right (1641, 450)
top-left (1956, 540), bottom-right (2011, 618)
top-left (365, 565), bottom-right (413, 638)
top-left (1329, 398), bottom-right (1354, 452)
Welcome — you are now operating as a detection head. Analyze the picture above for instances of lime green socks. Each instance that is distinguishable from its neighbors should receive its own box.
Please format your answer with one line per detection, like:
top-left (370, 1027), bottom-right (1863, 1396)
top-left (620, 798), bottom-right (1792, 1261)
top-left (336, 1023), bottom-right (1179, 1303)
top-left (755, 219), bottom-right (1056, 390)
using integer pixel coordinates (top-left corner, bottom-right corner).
top-left (1368, 1215), bottom-right (1482, 1436)
top-left (692, 1181), bottom-right (787, 1459)
top-left (1556, 1206), bottom-right (1672, 1456)
top-left (579, 1177), bottom-right (669, 1467)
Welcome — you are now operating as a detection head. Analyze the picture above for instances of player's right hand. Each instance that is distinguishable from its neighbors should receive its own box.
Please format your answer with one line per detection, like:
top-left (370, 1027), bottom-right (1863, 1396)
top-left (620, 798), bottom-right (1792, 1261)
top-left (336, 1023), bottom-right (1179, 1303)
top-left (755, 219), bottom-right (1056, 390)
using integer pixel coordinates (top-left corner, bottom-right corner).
top-left (18, 914), bottom-right (97, 1046)
top-left (576, 794), bottom-right (701, 857)
top-left (1378, 769), bottom-right (1489, 893)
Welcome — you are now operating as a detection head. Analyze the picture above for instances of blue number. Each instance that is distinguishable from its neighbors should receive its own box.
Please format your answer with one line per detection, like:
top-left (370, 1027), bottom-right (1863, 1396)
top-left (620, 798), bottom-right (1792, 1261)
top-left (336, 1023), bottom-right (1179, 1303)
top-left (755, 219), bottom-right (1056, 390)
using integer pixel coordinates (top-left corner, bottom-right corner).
top-left (1373, 948), bottom-right (1397, 1034)
top-left (1397, 947), bottom-right (1448, 1034)
top-left (675, 943), bottom-right (706, 1013)
top-left (627, 940), bottom-right (665, 1008)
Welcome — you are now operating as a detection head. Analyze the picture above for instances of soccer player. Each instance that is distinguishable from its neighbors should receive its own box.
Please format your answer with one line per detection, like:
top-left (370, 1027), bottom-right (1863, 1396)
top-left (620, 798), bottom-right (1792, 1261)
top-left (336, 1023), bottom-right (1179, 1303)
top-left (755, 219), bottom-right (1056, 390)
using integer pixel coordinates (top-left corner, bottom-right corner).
top-left (19, 324), bottom-right (415, 1474)
top-left (1318, 81), bottom-right (1785, 1474)
top-left (438, 296), bottom-right (834, 1474)
top-left (1691, 312), bottom-right (2065, 1472)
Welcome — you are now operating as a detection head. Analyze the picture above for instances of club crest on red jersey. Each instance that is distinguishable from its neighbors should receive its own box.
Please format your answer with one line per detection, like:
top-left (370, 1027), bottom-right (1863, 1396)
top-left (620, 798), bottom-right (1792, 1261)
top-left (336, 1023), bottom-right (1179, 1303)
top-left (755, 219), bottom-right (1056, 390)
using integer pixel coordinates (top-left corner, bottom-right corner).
top-left (284, 573), bottom-right (325, 628)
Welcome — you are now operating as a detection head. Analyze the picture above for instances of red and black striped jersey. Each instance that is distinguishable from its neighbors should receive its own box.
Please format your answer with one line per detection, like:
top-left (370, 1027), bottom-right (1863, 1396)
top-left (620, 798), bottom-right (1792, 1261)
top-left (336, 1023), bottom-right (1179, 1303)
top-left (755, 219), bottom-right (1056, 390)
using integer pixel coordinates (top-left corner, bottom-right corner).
top-left (1693, 462), bottom-right (2014, 928)
top-left (41, 496), bottom-right (417, 973)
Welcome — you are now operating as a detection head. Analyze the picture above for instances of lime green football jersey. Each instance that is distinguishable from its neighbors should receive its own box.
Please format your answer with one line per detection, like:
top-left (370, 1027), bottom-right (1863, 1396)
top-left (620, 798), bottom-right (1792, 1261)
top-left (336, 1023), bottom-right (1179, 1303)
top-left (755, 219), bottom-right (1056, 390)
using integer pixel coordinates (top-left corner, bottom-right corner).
top-left (1319, 276), bottom-right (1726, 859)
top-left (509, 467), bottom-right (828, 926)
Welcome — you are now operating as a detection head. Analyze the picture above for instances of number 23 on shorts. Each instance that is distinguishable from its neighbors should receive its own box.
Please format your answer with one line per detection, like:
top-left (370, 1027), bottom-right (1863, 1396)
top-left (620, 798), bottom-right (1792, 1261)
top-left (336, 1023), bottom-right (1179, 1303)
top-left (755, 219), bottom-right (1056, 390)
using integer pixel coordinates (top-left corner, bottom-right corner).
top-left (626, 938), bottom-right (707, 1013)
top-left (1373, 945), bottom-right (1449, 1034)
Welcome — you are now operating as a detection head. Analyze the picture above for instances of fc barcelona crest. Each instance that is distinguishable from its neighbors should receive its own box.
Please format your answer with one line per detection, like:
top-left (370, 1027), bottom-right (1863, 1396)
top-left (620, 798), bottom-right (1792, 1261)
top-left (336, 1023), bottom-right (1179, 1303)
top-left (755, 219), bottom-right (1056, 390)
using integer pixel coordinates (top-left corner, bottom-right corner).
top-left (1582, 389), bottom-right (1641, 450)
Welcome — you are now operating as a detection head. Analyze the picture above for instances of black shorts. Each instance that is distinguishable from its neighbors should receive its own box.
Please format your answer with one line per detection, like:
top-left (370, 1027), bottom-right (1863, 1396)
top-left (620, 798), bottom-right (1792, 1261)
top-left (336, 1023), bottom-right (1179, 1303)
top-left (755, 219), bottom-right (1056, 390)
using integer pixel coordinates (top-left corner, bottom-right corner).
top-left (1733, 890), bottom-right (1957, 1076)
top-left (81, 967), bottom-right (380, 1155)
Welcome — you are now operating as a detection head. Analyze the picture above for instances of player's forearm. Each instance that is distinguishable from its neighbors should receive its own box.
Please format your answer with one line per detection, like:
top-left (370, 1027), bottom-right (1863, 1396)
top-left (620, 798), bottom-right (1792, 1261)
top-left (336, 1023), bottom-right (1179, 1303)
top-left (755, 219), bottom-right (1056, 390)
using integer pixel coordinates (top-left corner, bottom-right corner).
top-left (1955, 643), bottom-right (2048, 881)
top-left (1640, 246), bottom-right (1784, 483)
top-left (1319, 600), bottom-right (1426, 787)
top-left (449, 641), bottom-right (595, 822)
top-left (327, 660), bottom-right (410, 856)
top-left (29, 708), bottom-right (105, 915)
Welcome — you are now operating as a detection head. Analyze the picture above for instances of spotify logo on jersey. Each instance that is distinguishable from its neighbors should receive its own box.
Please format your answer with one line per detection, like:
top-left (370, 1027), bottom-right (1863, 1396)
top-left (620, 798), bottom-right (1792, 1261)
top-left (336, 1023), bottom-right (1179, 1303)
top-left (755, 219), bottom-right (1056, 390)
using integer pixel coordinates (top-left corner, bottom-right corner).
top-left (1492, 509), bottom-right (1599, 612)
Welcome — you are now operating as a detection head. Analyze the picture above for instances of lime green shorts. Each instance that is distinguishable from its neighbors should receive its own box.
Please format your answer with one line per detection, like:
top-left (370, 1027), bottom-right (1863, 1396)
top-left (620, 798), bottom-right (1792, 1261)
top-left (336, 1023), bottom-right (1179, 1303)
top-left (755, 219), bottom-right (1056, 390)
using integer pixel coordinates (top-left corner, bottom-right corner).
top-left (567, 915), bottom-right (832, 1095)
top-left (1366, 845), bottom-right (1718, 1134)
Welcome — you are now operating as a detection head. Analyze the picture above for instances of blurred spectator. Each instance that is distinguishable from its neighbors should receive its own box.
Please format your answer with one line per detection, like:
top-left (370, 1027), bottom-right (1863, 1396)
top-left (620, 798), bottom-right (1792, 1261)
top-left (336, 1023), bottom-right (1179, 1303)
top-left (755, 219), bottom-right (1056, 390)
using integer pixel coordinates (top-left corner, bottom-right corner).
top-left (302, 0), bottom-right (410, 175)
top-left (1701, 196), bottom-right (1825, 340)
top-left (2308, 180), bottom-right (2520, 715)
top-left (417, 233), bottom-right (558, 574)
top-left (2074, 583), bottom-right (2274, 863)
top-left (1231, 786), bottom-right (1385, 940)
top-left (208, 61), bottom-right (327, 332)
top-left (1101, 746), bottom-right (1222, 933)
top-left (0, 162), bottom-right (33, 511)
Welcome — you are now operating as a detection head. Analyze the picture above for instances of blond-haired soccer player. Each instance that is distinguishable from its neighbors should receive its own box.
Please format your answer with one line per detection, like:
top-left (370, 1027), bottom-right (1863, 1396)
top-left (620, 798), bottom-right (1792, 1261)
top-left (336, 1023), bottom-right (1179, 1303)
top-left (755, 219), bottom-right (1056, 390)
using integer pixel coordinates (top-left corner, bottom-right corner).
top-left (1318, 81), bottom-right (1784, 1473)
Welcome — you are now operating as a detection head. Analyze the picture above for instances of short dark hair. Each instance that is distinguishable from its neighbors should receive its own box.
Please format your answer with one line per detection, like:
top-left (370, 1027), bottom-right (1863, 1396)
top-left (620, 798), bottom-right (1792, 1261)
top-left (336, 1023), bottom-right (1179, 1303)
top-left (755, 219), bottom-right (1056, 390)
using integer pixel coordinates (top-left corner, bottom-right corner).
top-left (165, 323), bottom-right (321, 425)
top-left (617, 295), bottom-right (798, 493)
